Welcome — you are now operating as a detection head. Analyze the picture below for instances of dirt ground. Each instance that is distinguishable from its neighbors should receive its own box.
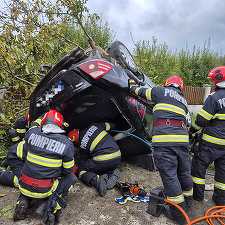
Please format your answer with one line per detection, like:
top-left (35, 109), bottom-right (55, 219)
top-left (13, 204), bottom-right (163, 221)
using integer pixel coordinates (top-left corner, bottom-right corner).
top-left (0, 163), bottom-right (215, 225)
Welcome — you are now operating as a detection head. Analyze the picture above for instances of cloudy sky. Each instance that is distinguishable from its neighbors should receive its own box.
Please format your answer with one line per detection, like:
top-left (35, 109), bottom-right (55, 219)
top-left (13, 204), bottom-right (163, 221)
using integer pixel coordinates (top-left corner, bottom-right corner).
top-left (87, 0), bottom-right (225, 54)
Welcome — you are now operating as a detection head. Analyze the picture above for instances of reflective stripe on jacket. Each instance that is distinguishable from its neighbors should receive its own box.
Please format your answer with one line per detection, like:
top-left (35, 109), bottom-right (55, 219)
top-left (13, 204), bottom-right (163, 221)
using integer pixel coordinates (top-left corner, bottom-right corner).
top-left (196, 89), bottom-right (225, 147)
top-left (131, 85), bottom-right (189, 146)
top-left (79, 123), bottom-right (121, 162)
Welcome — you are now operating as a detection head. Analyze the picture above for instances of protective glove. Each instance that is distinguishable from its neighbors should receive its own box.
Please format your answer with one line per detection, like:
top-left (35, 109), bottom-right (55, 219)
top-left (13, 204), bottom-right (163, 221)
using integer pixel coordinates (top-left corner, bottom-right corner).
top-left (14, 117), bottom-right (28, 130)
top-left (128, 79), bottom-right (137, 88)
top-left (42, 193), bottom-right (66, 225)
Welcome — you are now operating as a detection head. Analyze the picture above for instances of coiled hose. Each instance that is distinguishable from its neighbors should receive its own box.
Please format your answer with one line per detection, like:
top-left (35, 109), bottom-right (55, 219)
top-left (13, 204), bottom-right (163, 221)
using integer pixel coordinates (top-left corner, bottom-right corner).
top-left (165, 199), bottom-right (225, 225)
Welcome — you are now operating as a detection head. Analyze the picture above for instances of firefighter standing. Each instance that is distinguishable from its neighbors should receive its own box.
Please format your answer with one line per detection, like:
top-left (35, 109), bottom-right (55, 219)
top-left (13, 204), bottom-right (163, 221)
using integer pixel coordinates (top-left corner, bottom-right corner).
top-left (14, 109), bottom-right (77, 225)
top-left (129, 75), bottom-right (193, 225)
top-left (68, 122), bottom-right (121, 197)
top-left (192, 66), bottom-right (225, 205)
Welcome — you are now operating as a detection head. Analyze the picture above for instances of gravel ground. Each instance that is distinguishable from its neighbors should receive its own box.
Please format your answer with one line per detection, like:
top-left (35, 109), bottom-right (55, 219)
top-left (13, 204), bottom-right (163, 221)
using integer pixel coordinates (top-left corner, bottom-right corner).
top-left (0, 163), bottom-right (215, 225)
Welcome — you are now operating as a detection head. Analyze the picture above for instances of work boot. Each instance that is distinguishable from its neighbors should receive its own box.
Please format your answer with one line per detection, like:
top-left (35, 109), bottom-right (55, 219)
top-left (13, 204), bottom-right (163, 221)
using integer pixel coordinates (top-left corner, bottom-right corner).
top-left (184, 196), bottom-right (193, 209)
top-left (163, 202), bottom-right (187, 225)
top-left (96, 175), bottom-right (108, 197)
top-left (13, 195), bottom-right (29, 221)
top-left (106, 169), bottom-right (120, 190)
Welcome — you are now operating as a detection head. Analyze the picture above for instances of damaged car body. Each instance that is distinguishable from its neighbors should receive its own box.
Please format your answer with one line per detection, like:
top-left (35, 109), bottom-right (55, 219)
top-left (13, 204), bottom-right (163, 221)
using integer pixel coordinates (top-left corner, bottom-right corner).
top-left (28, 41), bottom-right (156, 170)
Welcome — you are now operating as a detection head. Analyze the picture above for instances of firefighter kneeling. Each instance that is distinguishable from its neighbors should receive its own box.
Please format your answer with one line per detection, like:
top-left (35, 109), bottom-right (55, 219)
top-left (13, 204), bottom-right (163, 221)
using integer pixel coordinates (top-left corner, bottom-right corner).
top-left (69, 122), bottom-right (121, 197)
top-left (14, 110), bottom-right (77, 225)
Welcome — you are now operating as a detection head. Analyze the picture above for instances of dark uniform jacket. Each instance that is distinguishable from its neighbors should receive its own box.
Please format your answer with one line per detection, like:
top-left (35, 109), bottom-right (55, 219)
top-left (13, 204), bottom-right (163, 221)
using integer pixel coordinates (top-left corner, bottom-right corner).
top-left (196, 88), bottom-right (225, 148)
top-left (7, 141), bottom-right (27, 177)
top-left (78, 123), bottom-right (121, 162)
top-left (131, 85), bottom-right (189, 146)
top-left (19, 126), bottom-right (75, 198)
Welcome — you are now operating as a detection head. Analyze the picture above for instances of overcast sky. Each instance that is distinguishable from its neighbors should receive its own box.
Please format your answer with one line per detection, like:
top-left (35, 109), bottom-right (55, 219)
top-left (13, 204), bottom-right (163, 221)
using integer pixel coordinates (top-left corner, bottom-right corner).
top-left (87, 0), bottom-right (225, 54)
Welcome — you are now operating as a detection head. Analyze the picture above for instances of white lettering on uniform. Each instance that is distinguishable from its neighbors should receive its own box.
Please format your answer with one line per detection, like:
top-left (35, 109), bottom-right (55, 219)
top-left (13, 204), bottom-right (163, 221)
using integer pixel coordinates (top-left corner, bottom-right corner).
top-left (27, 133), bottom-right (66, 155)
top-left (218, 98), bottom-right (225, 109)
top-left (80, 125), bottom-right (98, 149)
top-left (164, 88), bottom-right (187, 107)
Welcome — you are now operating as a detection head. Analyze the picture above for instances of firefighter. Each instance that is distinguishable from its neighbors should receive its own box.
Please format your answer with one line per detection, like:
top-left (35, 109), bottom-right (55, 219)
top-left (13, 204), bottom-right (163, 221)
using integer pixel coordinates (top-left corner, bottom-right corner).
top-left (68, 122), bottom-right (121, 197)
top-left (13, 109), bottom-right (77, 225)
top-left (129, 75), bottom-right (193, 225)
top-left (192, 66), bottom-right (225, 206)
top-left (0, 118), bottom-right (41, 188)
top-left (0, 141), bottom-right (27, 188)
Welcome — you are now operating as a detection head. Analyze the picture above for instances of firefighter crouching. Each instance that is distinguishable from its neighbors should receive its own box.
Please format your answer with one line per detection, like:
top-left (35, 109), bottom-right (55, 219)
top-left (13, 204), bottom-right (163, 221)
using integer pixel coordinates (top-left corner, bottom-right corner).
top-left (0, 118), bottom-right (41, 188)
top-left (129, 75), bottom-right (193, 225)
top-left (0, 140), bottom-right (28, 188)
top-left (14, 109), bottom-right (77, 225)
top-left (192, 66), bottom-right (225, 206)
top-left (68, 122), bottom-right (121, 197)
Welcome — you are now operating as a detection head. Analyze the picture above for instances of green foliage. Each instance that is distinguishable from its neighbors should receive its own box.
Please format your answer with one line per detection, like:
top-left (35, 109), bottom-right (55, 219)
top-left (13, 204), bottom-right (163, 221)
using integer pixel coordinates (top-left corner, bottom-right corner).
top-left (135, 37), bottom-right (225, 85)
top-left (0, 0), bottom-right (112, 123)
top-left (0, 0), bottom-right (112, 156)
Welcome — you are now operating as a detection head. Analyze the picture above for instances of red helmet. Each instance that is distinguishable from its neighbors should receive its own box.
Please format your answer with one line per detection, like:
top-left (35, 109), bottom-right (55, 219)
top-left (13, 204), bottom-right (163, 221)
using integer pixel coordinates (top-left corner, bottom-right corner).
top-left (68, 129), bottom-right (79, 144)
top-left (208, 66), bottom-right (225, 87)
top-left (41, 109), bottom-right (64, 128)
top-left (164, 75), bottom-right (184, 91)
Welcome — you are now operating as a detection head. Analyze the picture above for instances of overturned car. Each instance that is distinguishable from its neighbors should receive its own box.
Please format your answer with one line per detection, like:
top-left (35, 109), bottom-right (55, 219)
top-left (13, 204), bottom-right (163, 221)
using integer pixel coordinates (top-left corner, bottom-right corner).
top-left (28, 41), bottom-right (156, 170)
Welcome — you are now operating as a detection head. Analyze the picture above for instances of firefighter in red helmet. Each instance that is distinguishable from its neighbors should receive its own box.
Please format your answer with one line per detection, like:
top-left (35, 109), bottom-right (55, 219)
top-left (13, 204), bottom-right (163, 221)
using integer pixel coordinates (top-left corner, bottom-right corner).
top-left (13, 109), bottom-right (77, 225)
top-left (192, 66), bottom-right (225, 205)
top-left (129, 75), bottom-right (192, 225)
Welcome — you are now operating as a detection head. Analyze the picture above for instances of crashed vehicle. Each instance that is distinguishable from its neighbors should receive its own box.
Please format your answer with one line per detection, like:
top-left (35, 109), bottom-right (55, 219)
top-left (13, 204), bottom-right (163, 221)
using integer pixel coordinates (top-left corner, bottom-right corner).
top-left (28, 41), bottom-right (156, 170)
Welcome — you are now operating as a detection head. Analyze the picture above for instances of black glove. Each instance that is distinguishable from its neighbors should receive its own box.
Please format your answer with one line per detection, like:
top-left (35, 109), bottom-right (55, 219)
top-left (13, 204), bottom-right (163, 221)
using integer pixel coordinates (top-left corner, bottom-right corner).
top-left (42, 193), bottom-right (66, 225)
top-left (14, 117), bottom-right (28, 129)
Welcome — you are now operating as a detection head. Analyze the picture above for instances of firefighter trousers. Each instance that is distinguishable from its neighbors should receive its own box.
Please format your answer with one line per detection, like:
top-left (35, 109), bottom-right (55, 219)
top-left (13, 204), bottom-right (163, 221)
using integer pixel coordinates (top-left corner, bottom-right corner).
top-left (153, 146), bottom-right (193, 204)
top-left (191, 143), bottom-right (225, 205)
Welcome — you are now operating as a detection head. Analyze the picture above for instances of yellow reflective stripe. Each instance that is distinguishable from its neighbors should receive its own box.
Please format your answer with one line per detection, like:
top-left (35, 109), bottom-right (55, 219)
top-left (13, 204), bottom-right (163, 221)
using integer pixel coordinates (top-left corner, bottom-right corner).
top-left (153, 103), bottom-right (186, 116)
top-left (34, 118), bottom-right (42, 125)
top-left (90, 131), bottom-right (108, 151)
top-left (63, 160), bottom-right (74, 169)
top-left (19, 179), bottom-right (59, 199)
top-left (93, 150), bottom-right (121, 161)
top-left (53, 202), bottom-right (62, 213)
top-left (16, 128), bottom-right (26, 134)
top-left (12, 136), bottom-right (20, 142)
top-left (198, 109), bottom-right (213, 120)
top-left (145, 89), bottom-right (152, 100)
top-left (183, 188), bottom-right (193, 197)
top-left (27, 152), bottom-right (62, 168)
top-left (167, 194), bottom-right (184, 204)
top-left (152, 134), bottom-right (189, 143)
top-left (13, 176), bottom-right (19, 188)
top-left (105, 122), bottom-right (111, 131)
top-left (192, 176), bottom-right (205, 185)
top-left (213, 113), bottom-right (225, 120)
top-left (202, 134), bottom-right (225, 145)
top-left (79, 170), bottom-right (87, 178)
top-left (16, 140), bottom-right (25, 159)
top-left (214, 181), bottom-right (225, 190)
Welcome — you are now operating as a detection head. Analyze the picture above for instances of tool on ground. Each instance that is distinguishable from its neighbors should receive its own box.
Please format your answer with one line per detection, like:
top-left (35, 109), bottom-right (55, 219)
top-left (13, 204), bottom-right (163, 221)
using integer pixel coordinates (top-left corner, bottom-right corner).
top-left (115, 182), bottom-right (149, 204)
top-left (116, 181), bottom-right (147, 197)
